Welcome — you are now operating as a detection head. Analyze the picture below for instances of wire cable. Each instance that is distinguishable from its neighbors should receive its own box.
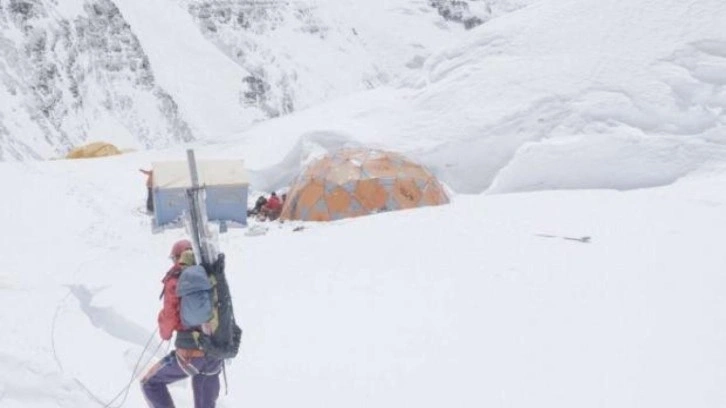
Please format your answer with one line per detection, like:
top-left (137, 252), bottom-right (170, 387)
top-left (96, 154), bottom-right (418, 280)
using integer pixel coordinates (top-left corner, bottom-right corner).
top-left (74, 331), bottom-right (168, 408)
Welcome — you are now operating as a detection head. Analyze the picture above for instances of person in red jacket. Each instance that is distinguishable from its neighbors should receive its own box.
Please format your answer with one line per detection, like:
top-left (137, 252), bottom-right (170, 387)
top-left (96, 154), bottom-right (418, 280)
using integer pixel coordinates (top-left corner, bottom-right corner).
top-left (141, 239), bottom-right (223, 408)
top-left (261, 191), bottom-right (282, 221)
top-left (156, 240), bottom-right (188, 341)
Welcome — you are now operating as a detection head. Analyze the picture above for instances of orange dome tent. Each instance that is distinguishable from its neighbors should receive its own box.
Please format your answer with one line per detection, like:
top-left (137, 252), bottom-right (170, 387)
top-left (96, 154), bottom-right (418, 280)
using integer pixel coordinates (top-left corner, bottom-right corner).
top-left (280, 148), bottom-right (449, 221)
top-left (66, 141), bottom-right (121, 159)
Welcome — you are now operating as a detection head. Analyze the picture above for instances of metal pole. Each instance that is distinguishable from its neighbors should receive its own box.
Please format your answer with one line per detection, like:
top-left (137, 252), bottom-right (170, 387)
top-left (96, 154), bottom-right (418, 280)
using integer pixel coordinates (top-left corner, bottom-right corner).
top-left (186, 149), bottom-right (206, 264)
top-left (184, 149), bottom-right (218, 265)
top-left (187, 149), bottom-right (200, 188)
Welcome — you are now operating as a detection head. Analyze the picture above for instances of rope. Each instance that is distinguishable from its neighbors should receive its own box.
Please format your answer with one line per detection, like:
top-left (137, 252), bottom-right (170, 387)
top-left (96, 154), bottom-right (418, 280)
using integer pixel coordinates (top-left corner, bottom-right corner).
top-left (51, 254), bottom-right (182, 407)
top-left (222, 361), bottom-right (229, 396)
top-left (74, 331), bottom-right (169, 408)
top-left (51, 285), bottom-right (169, 407)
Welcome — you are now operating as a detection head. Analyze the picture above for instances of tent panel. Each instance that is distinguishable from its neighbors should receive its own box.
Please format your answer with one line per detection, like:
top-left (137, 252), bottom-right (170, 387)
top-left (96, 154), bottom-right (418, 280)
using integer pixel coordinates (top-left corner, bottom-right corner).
top-left (354, 179), bottom-right (387, 212)
top-left (298, 181), bottom-right (325, 208)
top-left (392, 178), bottom-right (422, 209)
top-left (305, 157), bottom-right (333, 178)
top-left (400, 163), bottom-right (431, 181)
top-left (362, 157), bottom-right (399, 178)
top-left (205, 185), bottom-right (248, 225)
top-left (421, 182), bottom-right (446, 206)
top-left (153, 160), bottom-right (249, 189)
top-left (153, 185), bottom-right (248, 226)
top-left (307, 198), bottom-right (331, 221)
top-left (153, 187), bottom-right (187, 226)
top-left (326, 161), bottom-right (362, 185)
top-left (325, 187), bottom-right (352, 215)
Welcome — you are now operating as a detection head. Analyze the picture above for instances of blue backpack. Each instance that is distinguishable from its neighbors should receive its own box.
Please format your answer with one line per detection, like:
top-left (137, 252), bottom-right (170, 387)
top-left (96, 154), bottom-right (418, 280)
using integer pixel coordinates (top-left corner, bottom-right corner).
top-left (176, 265), bottom-right (213, 328)
top-left (176, 254), bottom-right (242, 359)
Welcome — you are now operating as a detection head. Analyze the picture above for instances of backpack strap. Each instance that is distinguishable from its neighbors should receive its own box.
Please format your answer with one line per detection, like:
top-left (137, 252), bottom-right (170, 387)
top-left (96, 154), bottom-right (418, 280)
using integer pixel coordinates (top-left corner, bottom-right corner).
top-left (222, 361), bottom-right (228, 395)
top-left (159, 266), bottom-right (183, 299)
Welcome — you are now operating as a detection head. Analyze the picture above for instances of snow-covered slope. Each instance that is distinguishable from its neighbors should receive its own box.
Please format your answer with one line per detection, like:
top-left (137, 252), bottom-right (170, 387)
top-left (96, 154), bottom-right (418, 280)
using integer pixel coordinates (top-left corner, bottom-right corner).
top-left (1, 0), bottom-right (726, 407)
top-left (112, 0), bottom-right (261, 139)
top-left (1, 150), bottom-right (726, 408)
top-left (205, 0), bottom-right (726, 194)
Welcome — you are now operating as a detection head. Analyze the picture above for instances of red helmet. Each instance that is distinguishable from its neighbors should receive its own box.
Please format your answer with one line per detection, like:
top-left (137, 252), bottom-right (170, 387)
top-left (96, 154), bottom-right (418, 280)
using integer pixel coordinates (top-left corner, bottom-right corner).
top-left (170, 239), bottom-right (192, 259)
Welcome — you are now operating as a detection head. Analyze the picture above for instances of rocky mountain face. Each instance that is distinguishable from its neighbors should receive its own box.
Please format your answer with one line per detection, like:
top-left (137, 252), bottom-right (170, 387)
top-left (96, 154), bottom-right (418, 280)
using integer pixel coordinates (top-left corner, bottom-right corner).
top-left (0, 0), bottom-right (524, 160)
top-left (0, 0), bottom-right (193, 160)
top-left (181, 0), bottom-right (324, 117)
top-left (177, 0), bottom-right (513, 118)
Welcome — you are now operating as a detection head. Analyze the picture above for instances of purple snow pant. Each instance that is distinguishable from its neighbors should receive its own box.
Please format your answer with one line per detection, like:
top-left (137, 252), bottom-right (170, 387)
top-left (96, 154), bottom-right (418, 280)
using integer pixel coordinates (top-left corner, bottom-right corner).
top-left (141, 351), bottom-right (223, 408)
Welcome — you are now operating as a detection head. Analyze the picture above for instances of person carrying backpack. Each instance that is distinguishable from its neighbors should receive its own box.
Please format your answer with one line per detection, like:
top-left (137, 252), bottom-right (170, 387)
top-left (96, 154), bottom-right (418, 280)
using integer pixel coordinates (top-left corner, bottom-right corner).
top-left (141, 239), bottom-right (224, 408)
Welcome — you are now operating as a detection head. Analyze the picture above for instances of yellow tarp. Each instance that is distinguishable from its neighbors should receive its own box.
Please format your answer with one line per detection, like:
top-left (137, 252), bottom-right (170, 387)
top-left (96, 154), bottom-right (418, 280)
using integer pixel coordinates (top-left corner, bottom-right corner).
top-left (66, 142), bottom-right (122, 159)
